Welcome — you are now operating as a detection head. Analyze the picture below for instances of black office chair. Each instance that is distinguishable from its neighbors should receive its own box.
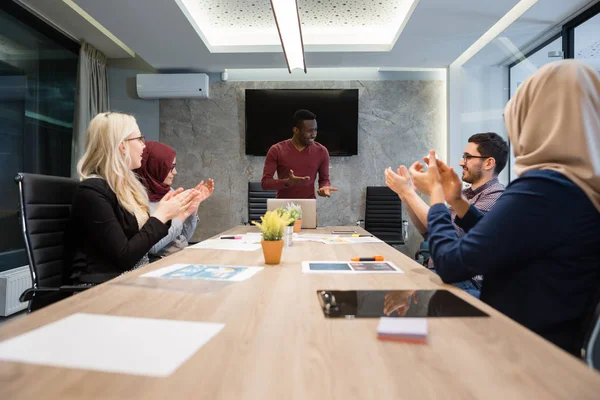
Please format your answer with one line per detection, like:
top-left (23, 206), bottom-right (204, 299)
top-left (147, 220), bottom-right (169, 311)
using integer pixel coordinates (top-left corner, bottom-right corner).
top-left (247, 181), bottom-right (276, 224)
top-left (363, 186), bottom-right (405, 245)
top-left (415, 240), bottom-right (431, 266)
top-left (582, 288), bottom-right (600, 371)
top-left (15, 173), bottom-right (90, 312)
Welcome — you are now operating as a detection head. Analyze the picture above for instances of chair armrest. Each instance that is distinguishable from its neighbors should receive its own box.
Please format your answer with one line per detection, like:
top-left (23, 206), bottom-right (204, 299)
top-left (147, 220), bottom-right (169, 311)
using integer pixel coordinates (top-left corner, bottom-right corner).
top-left (19, 285), bottom-right (93, 303)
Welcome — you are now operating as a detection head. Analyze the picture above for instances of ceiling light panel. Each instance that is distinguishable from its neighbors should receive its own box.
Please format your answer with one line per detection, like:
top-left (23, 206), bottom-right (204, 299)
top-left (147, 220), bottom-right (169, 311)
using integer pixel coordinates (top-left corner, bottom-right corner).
top-left (175, 0), bottom-right (419, 52)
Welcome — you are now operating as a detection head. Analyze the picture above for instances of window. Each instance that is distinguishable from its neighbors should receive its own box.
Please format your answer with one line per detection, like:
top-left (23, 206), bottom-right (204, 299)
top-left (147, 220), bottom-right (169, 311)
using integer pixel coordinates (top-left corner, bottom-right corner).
top-left (573, 11), bottom-right (600, 72)
top-left (507, 35), bottom-right (562, 182)
top-left (0, 3), bottom-right (79, 272)
top-left (505, 2), bottom-right (600, 182)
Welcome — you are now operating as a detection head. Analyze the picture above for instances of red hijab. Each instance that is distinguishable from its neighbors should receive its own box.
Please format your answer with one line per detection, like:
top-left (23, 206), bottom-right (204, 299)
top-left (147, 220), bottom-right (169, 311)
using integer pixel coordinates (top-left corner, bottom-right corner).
top-left (135, 141), bottom-right (176, 202)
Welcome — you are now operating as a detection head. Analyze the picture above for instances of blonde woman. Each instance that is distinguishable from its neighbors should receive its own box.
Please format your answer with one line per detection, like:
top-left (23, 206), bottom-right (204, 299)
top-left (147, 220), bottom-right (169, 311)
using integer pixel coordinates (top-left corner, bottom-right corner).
top-left (65, 112), bottom-right (198, 284)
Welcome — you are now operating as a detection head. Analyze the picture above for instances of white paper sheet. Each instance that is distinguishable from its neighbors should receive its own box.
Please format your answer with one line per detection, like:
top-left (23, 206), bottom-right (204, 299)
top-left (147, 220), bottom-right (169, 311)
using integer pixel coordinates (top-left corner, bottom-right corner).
top-left (189, 239), bottom-right (261, 251)
top-left (292, 237), bottom-right (328, 244)
top-left (0, 313), bottom-right (224, 377)
top-left (141, 264), bottom-right (263, 281)
top-left (295, 233), bottom-right (340, 239)
top-left (301, 260), bottom-right (403, 274)
top-left (292, 234), bottom-right (382, 245)
top-left (342, 236), bottom-right (384, 244)
top-left (293, 233), bottom-right (339, 244)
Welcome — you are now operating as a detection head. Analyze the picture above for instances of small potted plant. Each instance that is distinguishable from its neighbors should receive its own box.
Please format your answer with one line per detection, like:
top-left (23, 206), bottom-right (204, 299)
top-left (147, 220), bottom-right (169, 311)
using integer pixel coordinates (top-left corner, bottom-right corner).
top-left (252, 211), bottom-right (292, 265)
top-left (286, 202), bottom-right (303, 233)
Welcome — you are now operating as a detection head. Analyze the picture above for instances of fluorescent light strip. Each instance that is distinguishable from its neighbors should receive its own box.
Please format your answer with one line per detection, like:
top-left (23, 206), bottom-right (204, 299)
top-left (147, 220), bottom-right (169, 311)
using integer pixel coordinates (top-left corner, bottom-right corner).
top-left (270, 0), bottom-right (306, 73)
top-left (62, 0), bottom-right (135, 57)
top-left (451, 0), bottom-right (539, 66)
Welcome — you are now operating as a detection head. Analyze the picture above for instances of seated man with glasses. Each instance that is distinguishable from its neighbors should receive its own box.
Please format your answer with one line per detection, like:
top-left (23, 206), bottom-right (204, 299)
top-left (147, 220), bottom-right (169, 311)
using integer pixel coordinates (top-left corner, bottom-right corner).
top-left (385, 132), bottom-right (509, 297)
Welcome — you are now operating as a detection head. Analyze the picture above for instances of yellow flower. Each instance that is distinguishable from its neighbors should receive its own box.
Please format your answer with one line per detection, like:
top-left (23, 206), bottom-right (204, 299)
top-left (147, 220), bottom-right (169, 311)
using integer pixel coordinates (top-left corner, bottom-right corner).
top-left (252, 211), bottom-right (293, 241)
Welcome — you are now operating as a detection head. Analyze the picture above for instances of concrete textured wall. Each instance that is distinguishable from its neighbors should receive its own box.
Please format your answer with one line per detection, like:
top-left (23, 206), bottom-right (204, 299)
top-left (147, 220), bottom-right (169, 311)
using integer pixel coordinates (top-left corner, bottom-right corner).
top-left (160, 79), bottom-right (446, 256)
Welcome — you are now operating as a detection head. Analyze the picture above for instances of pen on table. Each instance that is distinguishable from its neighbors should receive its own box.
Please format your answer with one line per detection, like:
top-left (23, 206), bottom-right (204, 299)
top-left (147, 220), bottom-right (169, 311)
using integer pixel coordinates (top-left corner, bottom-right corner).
top-left (352, 234), bottom-right (373, 237)
top-left (220, 235), bottom-right (242, 240)
top-left (351, 256), bottom-right (384, 261)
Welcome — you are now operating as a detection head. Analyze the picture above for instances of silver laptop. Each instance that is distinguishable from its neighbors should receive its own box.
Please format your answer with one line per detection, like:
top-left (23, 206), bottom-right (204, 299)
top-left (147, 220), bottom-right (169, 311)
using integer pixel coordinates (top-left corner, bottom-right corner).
top-left (267, 199), bottom-right (317, 229)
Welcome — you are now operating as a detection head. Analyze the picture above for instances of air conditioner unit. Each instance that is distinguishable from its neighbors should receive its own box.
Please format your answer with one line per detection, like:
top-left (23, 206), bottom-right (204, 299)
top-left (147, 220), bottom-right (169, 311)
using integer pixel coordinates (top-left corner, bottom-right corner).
top-left (136, 73), bottom-right (209, 99)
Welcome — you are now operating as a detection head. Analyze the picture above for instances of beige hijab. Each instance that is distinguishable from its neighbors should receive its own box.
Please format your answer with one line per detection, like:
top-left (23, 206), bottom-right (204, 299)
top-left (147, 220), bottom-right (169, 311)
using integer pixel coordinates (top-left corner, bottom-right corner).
top-left (505, 59), bottom-right (600, 212)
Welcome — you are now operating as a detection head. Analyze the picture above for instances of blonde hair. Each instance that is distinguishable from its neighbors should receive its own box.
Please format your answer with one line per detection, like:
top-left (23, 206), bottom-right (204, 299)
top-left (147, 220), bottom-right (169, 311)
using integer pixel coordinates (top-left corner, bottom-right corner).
top-left (77, 112), bottom-right (150, 217)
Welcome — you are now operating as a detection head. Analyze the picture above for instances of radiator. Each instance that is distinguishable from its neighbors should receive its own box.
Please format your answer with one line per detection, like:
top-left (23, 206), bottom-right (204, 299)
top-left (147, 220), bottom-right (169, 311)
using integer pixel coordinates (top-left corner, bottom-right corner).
top-left (0, 266), bottom-right (31, 316)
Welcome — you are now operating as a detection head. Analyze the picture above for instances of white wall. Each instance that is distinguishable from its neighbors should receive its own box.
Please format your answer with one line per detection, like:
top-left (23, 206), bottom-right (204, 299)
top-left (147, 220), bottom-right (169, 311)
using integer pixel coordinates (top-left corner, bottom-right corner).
top-left (107, 58), bottom-right (160, 141)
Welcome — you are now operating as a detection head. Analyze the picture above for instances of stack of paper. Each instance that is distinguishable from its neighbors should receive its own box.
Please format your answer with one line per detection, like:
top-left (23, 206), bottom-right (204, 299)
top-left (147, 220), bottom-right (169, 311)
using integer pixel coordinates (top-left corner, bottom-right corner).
top-left (377, 317), bottom-right (428, 344)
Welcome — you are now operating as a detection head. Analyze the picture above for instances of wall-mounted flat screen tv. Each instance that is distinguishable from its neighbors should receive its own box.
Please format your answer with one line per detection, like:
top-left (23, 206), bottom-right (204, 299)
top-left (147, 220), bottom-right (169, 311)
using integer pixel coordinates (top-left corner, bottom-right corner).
top-left (245, 89), bottom-right (359, 156)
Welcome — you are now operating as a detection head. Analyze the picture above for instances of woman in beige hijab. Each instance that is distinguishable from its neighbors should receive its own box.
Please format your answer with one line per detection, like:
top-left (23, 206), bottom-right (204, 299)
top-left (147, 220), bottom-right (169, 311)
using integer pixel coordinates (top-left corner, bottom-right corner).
top-left (395, 60), bottom-right (600, 355)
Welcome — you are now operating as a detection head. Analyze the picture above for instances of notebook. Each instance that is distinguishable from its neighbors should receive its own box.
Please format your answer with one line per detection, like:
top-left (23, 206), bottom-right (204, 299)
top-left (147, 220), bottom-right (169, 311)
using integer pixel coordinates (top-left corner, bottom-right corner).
top-left (377, 317), bottom-right (428, 344)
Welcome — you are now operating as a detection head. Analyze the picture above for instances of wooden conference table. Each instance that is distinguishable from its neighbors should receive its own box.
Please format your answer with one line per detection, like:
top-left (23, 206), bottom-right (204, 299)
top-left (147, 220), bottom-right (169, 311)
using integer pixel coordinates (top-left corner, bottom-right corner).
top-left (1, 225), bottom-right (600, 399)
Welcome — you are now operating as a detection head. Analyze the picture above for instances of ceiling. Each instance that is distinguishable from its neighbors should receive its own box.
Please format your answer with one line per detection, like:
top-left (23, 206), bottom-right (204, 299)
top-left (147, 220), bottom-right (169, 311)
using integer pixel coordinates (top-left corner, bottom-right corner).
top-left (16, 0), bottom-right (134, 58)
top-left (13, 0), bottom-right (598, 71)
top-left (68, 0), bottom-right (524, 70)
top-left (174, 0), bottom-right (419, 52)
top-left (466, 0), bottom-right (597, 66)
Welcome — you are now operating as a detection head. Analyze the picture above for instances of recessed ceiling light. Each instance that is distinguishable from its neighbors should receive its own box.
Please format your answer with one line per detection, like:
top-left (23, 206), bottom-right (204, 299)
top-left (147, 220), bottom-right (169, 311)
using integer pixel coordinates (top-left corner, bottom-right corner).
top-left (174, 0), bottom-right (421, 53)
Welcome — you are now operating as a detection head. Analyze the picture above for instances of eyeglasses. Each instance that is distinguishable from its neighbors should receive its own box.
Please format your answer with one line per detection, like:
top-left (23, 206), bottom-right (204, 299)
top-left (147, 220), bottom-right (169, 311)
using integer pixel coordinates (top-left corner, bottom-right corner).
top-left (462, 153), bottom-right (489, 162)
top-left (170, 164), bottom-right (176, 172)
top-left (124, 135), bottom-right (145, 144)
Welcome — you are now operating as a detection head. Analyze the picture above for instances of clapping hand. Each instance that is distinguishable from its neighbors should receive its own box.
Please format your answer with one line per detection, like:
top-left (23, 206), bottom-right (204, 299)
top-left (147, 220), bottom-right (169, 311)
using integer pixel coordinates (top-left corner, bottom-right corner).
top-left (409, 150), bottom-right (443, 196)
top-left (195, 178), bottom-right (215, 203)
top-left (178, 189), bottom-right (203, 220)
top-left (153, 188), bottom-right (196, 223)
top-left (423, 155), bottom-right (463, 204)
top-left (384, 165), bottom-right (414, 199)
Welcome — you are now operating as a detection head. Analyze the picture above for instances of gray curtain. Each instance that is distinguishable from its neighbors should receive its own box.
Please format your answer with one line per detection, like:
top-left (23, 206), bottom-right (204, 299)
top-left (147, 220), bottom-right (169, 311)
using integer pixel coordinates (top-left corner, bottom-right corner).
top-left (72, 41), bottom-right (109, 176)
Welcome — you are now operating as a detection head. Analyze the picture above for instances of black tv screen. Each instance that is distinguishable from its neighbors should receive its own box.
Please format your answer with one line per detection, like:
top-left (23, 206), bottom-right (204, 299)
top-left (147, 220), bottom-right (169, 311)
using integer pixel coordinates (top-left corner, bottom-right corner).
top-left (245, 89), bottom-right (358, 156)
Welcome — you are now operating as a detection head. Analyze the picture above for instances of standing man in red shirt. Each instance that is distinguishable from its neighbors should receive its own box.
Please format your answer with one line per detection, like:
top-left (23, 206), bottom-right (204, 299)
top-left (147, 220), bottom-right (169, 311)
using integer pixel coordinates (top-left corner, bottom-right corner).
top-left (261, 109), bottom-right (338, 199)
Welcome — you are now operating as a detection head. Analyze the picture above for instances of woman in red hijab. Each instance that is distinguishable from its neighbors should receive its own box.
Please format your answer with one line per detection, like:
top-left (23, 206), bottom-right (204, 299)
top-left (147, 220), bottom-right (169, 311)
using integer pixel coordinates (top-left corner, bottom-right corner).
top-left (135, 141), bottom-right (214, 256)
